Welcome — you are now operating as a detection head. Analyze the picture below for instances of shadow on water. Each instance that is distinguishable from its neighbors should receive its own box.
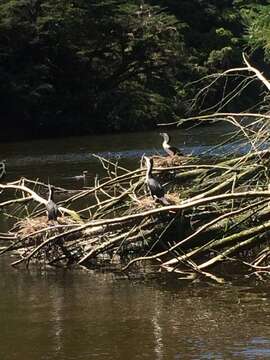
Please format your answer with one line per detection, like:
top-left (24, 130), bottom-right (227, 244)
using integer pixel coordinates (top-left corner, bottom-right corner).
top-left (1, 125), bottom-right (270, 359)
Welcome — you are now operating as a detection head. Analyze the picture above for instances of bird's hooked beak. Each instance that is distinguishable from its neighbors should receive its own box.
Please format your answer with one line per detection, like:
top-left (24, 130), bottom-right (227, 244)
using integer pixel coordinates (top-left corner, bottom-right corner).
top-left (160, 132), bottom-right (168, 140)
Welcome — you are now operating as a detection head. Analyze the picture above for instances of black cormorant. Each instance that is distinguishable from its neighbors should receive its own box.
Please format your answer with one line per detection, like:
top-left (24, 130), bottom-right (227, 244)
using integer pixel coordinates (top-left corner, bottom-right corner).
top-left (144, 156), bottom-right (169, 205)
top-left (160, 133), bottom-right (183, 156)
top-left (46, 185), bottom-right (59, 222)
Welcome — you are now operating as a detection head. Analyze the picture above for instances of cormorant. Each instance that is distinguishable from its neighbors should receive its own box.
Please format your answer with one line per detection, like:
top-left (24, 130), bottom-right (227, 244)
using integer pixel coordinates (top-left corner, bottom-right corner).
top-left (160, 133), bottom-right (183, 156)
top-left (144, 156), bottom-right (169, 205)
top-left (46, 185), bottom-right (59, 222)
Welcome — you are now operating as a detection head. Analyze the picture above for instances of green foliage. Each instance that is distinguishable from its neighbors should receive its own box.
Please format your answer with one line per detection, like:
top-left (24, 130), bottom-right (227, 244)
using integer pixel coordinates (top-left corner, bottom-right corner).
top-left (0, 0), bottom-right (266, 140)
top-left (242, 4), bottom-right (270, 60)
top-left (0, 0), bottom-right (186, 138)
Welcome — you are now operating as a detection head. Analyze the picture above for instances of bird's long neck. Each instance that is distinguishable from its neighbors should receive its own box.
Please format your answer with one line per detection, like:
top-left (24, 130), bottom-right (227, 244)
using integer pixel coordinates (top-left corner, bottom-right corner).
top-left (48, 187), bottom-right (54, 202)
top-left (162, 134), bottom-right (170, 146)
top-left (146, 159), bottom-right (153, 180)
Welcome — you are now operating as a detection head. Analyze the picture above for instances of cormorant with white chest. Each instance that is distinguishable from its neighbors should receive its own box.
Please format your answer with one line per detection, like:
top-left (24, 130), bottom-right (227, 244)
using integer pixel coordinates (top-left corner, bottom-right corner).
top-left (160, 132), bottom-right (183, 156)
top-left (144, 156), bottom-right (169, 205)
top-left (46, 185), bottom-right (59, 222)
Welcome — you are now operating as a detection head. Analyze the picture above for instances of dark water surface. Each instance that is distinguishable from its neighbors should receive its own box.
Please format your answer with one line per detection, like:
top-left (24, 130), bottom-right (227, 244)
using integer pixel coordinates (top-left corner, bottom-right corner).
top-left (1, 126), bottom-right (270, 359)
top-left (0, 124), bottom-right (238, 188)
top-left (1, 254), bottom-right (270, 360)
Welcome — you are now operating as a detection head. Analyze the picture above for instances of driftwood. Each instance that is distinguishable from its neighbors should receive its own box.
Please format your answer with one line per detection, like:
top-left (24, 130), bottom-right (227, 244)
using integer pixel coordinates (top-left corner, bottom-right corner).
top-left (1, 148), bottom-right (270, 281)
top-left (2, 55), bottom-right (270, 281)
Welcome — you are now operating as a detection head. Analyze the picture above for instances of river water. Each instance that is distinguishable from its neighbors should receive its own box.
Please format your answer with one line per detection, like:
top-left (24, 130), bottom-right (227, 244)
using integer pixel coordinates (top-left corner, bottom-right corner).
top-left (1, 125), bottom-right (270, 360)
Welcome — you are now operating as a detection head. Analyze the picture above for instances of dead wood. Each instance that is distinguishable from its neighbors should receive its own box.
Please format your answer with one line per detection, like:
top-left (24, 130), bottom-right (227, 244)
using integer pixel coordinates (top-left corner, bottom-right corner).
top-left (2, 55), bottom-right (270, 281)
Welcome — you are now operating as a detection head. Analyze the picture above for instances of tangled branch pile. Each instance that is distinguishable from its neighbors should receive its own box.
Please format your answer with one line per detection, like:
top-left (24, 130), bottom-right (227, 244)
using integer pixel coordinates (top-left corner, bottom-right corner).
top-left (2, 55), bottom-right (270, 281)
top-left (0, 148), bottom-right (270, 280)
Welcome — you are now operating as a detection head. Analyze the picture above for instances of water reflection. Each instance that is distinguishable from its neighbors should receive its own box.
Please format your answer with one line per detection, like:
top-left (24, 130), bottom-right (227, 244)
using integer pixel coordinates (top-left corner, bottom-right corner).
top-left (1, 255), bottom-right (270, 360)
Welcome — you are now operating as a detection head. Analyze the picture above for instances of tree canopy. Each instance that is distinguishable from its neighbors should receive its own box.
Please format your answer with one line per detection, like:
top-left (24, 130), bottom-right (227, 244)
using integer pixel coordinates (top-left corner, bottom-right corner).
top-left (0, 0), bottom-right (268, 140)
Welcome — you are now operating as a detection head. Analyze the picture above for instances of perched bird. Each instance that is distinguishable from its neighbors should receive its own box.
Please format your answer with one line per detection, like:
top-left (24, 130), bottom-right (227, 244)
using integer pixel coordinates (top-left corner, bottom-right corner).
top-left (160, 132), bottom-right (183, 156)
top-left (144, 156), bottom-right (169, 205)
top-left (46, 185), bottom-right (59, 222)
